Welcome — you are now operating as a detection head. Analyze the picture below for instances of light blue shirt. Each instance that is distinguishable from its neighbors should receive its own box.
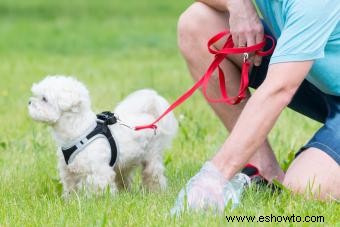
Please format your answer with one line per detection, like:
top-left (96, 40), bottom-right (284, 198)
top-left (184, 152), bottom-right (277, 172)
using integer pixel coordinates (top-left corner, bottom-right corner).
top-left (255, 0), bottom-right (340, 95)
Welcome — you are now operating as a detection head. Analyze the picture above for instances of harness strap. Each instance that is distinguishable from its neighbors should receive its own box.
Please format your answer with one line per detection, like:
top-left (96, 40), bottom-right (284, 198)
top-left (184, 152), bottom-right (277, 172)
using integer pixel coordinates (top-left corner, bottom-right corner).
top-left (62, 115), bottom-right (118, 167)
top-left (135, 31), bottom-right (275, 131)
top-left (87, 122), bottom-right (118, 167)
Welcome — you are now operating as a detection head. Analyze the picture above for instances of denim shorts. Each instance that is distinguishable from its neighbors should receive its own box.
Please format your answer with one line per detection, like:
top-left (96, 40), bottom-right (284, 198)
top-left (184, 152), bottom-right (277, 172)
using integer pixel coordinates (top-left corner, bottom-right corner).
top-left (249, 23), bottom-right (340, 165)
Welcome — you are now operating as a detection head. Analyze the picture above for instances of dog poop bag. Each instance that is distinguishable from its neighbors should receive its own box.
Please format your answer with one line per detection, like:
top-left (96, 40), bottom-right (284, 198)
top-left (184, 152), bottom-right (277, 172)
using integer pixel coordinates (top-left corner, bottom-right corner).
top-left (170, 161), bottom-right (250, 216)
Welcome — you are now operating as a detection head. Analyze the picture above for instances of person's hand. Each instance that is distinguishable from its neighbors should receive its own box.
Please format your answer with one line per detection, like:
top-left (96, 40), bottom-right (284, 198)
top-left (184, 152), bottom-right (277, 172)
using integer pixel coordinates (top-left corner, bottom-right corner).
top-left (170, 161), bottom-right (250, 216)
top-left (226, 0), bottom-right (264, 66)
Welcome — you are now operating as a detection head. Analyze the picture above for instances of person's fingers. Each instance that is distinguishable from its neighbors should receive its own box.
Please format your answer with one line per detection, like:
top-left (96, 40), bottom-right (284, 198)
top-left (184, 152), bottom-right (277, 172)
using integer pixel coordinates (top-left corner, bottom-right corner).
top-left (255, 24), bottom-right (264, 44)
top-left (245, 33), bottom-right (256, 47)
top-left (245, 34), bottom-right (256, 63)
top-left (254, 55), bottom-right (263, 66)
top-left (232, 33), bottom-right (239, 48)
top-left (254, 53), bottom-right (263, 66)
top-left (237, 35), bottom-right (247, 47)
top-left (254, 27), bottom-right (264, 66)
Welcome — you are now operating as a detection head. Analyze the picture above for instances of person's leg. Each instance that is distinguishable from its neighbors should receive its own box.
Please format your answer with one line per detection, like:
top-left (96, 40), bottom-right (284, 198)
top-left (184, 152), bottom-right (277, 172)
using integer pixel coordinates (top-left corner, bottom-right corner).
top-left (284, 94), bottom-right (340, 199)
top-left (177, 2), bottom-right (284, 181)
top-left (283, 148), bottom-right (340, 200)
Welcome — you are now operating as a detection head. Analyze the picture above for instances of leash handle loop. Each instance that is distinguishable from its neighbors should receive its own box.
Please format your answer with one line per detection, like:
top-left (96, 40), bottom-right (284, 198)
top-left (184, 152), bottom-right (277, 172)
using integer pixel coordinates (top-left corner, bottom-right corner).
top-left (134, 30), bottom-right (275, 131)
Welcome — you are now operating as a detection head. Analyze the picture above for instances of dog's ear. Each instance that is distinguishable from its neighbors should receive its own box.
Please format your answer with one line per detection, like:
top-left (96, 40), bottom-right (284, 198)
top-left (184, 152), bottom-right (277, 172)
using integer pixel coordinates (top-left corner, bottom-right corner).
top-left (58, 90), bottom-right (83, 113)
top-left (55, 77), bottom-right (91, 113)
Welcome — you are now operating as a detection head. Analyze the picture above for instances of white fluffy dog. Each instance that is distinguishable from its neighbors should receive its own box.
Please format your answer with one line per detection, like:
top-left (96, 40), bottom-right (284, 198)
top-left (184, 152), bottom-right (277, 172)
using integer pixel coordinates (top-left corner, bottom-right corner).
top-left (28, 75), bottom-right (178, 197)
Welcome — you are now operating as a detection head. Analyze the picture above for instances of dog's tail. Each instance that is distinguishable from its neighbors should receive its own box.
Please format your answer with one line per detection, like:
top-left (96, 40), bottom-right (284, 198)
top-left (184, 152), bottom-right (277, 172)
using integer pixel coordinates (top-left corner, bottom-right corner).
top-left (147, 89), bottom-right (178, 150)
top-left (114, 89), bottom-right (178, 148)
top-left (142, 90), bottom-right (177, 131)
top-left (151, 91), bottom-right (178, 138)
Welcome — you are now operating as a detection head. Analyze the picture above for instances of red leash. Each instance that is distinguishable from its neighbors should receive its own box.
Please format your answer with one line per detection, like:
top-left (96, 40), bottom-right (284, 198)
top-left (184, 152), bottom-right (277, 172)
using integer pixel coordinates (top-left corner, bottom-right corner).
top-left (134, 31), bottom-right (275, 131)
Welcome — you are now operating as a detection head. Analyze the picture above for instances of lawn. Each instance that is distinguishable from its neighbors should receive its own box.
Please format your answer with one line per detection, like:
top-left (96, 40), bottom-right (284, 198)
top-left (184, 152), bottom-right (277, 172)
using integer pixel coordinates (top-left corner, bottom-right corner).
top-left (0, 0), bottom-right (339, 226)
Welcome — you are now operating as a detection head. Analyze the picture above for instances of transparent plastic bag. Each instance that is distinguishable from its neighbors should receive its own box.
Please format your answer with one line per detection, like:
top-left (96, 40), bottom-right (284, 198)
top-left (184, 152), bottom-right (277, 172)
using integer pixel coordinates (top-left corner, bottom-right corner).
top-left (170, 161), bottom-right (250, 216)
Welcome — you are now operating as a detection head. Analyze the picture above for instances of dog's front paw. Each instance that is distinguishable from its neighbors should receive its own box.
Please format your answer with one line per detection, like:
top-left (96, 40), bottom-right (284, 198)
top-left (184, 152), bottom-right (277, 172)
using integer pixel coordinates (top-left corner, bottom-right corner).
top-left (143, 173), bottom-right (167, 191)
top-left (142, 161), bottom-right (167, 191)
top-left (77, 173), bottom-right (118, 196)
top-left (61, 190), bottom-right (72, 200)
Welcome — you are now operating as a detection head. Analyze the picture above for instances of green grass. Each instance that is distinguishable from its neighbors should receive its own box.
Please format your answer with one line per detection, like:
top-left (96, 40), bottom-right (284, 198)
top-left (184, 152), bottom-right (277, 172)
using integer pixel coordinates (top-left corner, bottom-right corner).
top-left (0, 0), bottom-right (339, 226)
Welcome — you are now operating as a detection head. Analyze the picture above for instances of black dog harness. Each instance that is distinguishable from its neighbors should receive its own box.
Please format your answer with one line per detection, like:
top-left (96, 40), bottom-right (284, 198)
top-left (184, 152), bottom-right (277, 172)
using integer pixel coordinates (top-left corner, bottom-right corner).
top-left (61, 112), bottom-right (119, 167)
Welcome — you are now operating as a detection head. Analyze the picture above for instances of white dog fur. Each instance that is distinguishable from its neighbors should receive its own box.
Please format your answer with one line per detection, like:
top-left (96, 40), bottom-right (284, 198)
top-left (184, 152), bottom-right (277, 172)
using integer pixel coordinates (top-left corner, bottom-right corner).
top-left (28, 75), bottom-right (178, 197)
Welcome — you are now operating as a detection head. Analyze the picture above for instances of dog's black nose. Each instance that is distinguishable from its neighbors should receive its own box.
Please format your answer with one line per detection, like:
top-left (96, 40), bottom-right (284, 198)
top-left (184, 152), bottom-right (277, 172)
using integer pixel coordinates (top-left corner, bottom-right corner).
top-left (28, 101), bottom-right (32, 105)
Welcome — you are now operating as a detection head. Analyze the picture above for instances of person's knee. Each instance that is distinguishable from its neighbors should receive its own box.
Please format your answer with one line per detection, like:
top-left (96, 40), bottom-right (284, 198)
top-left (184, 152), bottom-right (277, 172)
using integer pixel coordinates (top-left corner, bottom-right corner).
top-left (282, 148), bottom-right (340, 200)
top-left (283, 170), bottom-right (330, 200)
top-left (177, 2), bottom-right (210, 57)
top-left (282, 171), bottom-right (304, 194)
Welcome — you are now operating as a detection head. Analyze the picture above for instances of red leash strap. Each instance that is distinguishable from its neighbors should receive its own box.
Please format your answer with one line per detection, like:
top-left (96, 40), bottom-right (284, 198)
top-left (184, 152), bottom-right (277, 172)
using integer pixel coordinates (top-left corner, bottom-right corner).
top-left (135, 31), bottom-right (275, 131)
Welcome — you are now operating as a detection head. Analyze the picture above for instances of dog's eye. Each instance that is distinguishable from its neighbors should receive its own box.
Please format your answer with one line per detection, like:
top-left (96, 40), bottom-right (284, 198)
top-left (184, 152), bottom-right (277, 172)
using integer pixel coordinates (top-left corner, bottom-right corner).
top-left (42, 96), bottom-right (48, 102)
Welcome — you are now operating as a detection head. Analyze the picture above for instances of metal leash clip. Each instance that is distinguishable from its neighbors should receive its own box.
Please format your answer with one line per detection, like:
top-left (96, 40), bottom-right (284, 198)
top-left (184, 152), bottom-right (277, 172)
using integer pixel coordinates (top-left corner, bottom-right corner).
top-left (243, 53), bottom-right (249, 63)
top-left (113, 113), bottom-right (135, 130)
top-left (151, 126), bottom-right (158, 136)
top-left (115, 113), bottom-right (158, 135)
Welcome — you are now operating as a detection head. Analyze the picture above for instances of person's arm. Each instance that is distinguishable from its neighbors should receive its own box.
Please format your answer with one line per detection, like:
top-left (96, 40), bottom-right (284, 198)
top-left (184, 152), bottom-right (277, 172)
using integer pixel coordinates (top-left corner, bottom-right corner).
top-left (171, 61), bottom-right (314, 214)
top-left (213, 0), bottom-right (339, 178)
top-left (212, 61), bottom-right (313, 179)
top-left (197, 0), bottom-right (264, 65)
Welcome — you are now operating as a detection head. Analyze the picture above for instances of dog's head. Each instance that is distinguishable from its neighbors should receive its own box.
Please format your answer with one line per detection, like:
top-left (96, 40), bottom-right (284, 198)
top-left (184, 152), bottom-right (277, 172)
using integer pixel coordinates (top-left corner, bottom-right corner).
top-left (28, 75), bottom-right (91, 124)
